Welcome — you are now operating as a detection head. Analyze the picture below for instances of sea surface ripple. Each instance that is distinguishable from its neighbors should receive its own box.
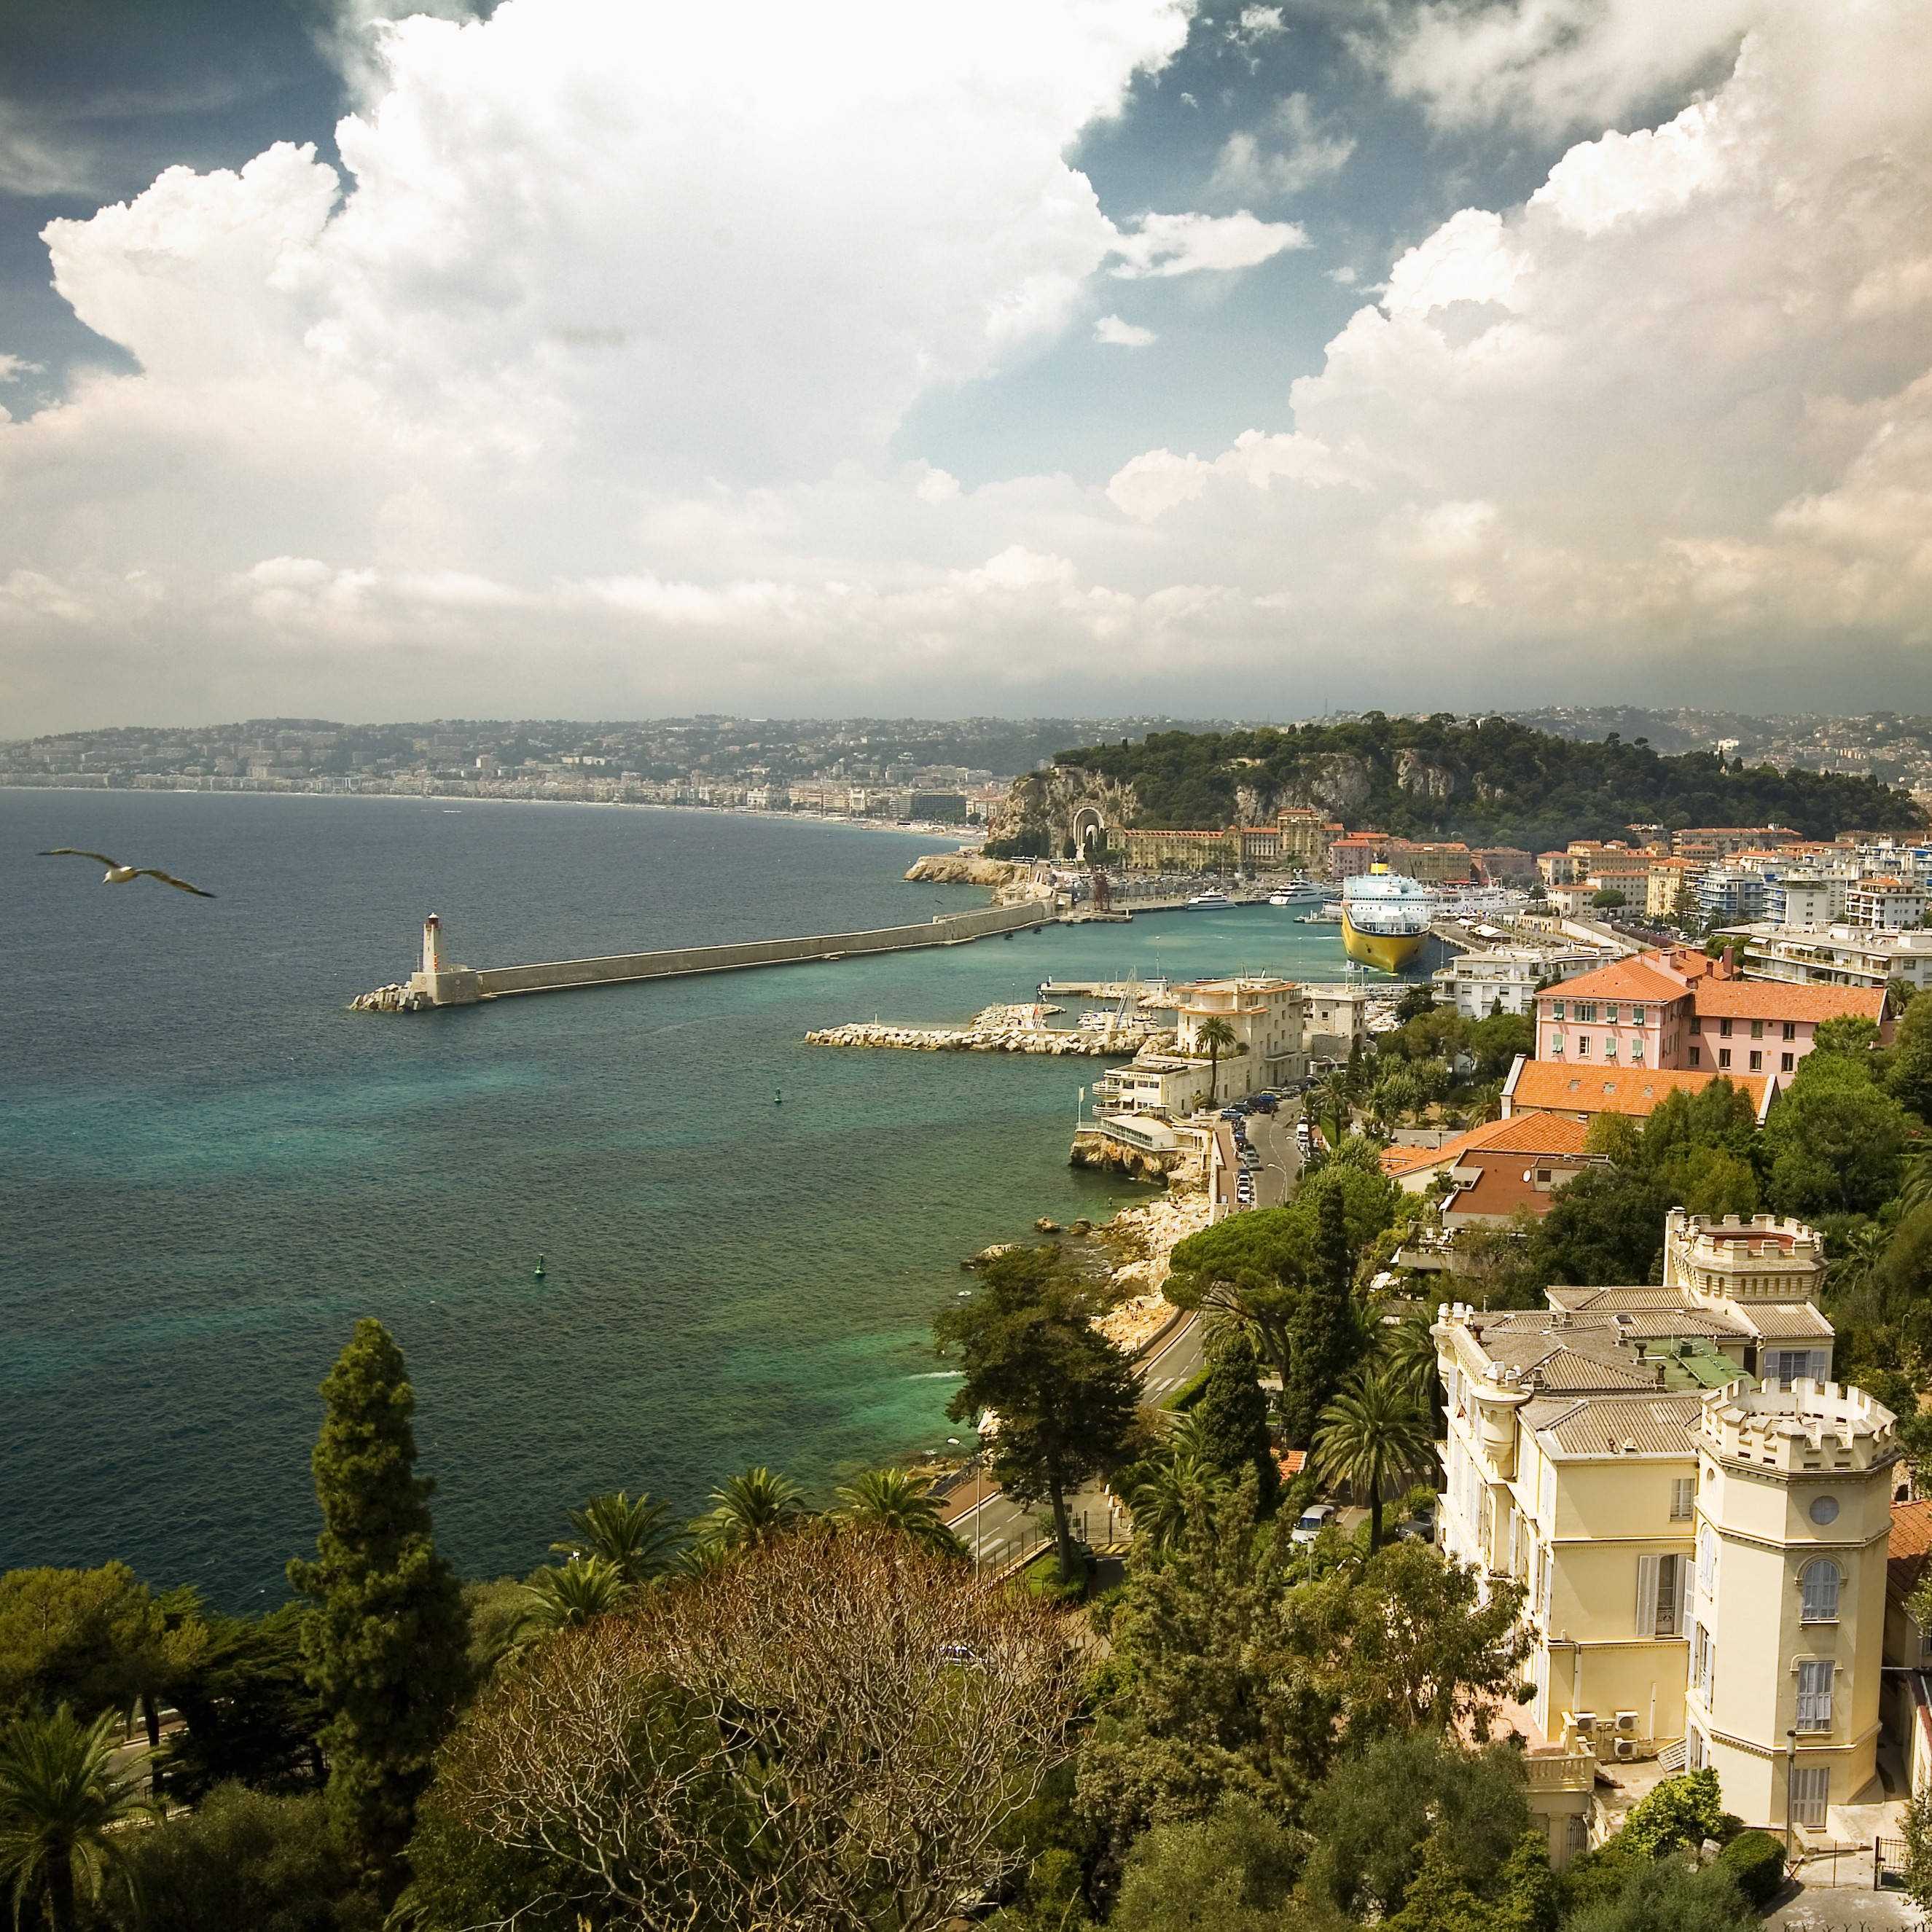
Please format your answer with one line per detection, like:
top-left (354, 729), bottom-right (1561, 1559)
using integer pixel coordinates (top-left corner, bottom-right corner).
top-left (1, 791), bottom-right (1356, 1606)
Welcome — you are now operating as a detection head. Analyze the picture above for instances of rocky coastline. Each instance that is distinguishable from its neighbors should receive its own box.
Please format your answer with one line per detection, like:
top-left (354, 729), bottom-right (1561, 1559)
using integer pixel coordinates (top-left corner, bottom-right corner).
top-left (807, 1006), bottom-right (1169, 1057)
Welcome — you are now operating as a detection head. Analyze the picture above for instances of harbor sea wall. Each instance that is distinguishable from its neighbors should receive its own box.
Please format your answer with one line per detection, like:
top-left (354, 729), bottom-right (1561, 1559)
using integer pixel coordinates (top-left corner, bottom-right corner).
top-left (357, 900), bottom-right (1050, 1008)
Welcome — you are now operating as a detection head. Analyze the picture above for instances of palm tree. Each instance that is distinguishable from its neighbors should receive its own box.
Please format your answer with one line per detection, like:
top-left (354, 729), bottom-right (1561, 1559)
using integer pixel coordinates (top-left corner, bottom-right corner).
top-left (1377, 1315), bottom-right (1439, 1405)
top-left (1196, 1014), bottom-right (1238, 1105)
top-left (1899, 1148), bottom-right (1932, 1218)
top-left (833, 1468), bottom-right (964, 1558)
top-left (689, 1466), bottom-right (813, 1552)
top-left (1313, 1369), bottom-right (1434, 1552)
top-left (0, 1706), bottom-right (152, 1931)
top-left (515, 1555), bottom-right (633, 1638)
top-left (1826, 1221), bottom-right (1892, 1323)
top-left (1126, 1453), bottom-right (1222, 1554)
top-left (552, 1489), bottom-right (686, 1586)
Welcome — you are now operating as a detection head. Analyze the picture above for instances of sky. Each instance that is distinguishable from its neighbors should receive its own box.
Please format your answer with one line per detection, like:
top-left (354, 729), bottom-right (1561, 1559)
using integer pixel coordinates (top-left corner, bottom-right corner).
top-left (2, 0), bottom-right (1930, 734)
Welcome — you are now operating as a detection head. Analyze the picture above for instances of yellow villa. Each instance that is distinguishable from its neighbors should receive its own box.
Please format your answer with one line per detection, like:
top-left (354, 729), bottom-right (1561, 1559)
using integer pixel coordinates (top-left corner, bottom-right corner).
top-left (1433, 1210), bottom-right (1896, 1858)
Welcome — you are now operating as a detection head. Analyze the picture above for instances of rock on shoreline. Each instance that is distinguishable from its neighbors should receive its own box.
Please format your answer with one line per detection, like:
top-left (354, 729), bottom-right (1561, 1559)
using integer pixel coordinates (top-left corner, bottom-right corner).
top-left (904, 853), bottom-right (1022, 887)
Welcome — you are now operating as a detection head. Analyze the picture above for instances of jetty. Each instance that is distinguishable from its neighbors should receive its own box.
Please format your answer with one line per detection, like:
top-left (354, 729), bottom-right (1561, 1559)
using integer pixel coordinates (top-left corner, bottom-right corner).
top-left (352, 904), bottom-right (1049, 1011)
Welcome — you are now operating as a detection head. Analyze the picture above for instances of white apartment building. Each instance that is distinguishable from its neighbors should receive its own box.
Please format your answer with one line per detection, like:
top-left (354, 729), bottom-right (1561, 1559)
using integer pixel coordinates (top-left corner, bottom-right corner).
top-left (1769, 876), bottom-right (1847, 928)
top-left (1845, 878), bottom-right (1928, 931)
top-left (1173, 977), bottom-right (1307, 1095)
top-left (1738, 924), bottom-right (1932, 993)
top-left (1301, 983), bottom-right (1376, 1065)
top-left (1431, 1213), bottom-right (1892, 1853)
top-left (1433, 945), bottom-right (1608, 1020)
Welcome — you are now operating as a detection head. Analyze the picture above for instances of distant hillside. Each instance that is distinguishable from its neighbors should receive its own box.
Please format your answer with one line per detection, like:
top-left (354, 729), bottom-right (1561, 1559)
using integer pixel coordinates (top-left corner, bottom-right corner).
top-left (989, 716), bottom-right (1924, 857)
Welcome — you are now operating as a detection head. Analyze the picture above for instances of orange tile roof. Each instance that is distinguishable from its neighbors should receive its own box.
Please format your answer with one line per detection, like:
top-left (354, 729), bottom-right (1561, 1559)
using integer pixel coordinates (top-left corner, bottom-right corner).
top-left (1507, 1061), bottom-right (1772, 1120)
top-left (1279, 1450), bottom-right (1308, 1477)
top-left (1381, 1111), bottom-right (1595, 1180)
top-left (1890, 1500), bottom-right (1932, 1603)
top-left (1692, 982), bottom-right (1886, 1023)
top-left (1536, 957), bottom-right (1691, 1006)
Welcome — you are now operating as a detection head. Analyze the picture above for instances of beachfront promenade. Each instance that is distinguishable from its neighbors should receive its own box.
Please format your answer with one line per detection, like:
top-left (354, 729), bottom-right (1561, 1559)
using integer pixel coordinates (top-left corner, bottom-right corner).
top-left (353, 900), bottom-right (1051, 1009)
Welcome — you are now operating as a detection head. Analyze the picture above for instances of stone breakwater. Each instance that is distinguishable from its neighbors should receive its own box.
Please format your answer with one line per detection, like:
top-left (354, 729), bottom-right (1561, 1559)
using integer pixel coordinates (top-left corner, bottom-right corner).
top-left (351, 983), bottom-right (434, 1012)
top-left (806, 1007), bottom-right (1170, 1057)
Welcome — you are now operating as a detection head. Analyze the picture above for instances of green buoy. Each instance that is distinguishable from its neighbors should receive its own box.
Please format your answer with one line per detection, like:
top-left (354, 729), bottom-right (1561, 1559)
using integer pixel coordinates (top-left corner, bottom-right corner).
top-left (775, 1088), bottom-right (783, 1106)
top-left (533, 1254), bottom-right (546, 1281)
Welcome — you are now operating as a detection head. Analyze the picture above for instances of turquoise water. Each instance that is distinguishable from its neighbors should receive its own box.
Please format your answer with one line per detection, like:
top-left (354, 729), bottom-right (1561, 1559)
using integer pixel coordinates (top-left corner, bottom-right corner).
top-left (1, 791), bottom-right (1362, 1606)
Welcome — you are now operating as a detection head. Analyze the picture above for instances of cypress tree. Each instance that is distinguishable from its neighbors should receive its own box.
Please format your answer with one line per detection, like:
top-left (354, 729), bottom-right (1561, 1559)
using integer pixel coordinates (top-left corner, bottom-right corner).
top-left (1192, 1330), bottom-right (1280, 1509)
top-left (287, 1319), bottom-right (467, 1890)
top-left (1281, 1188), bottom-right (1359, 1447)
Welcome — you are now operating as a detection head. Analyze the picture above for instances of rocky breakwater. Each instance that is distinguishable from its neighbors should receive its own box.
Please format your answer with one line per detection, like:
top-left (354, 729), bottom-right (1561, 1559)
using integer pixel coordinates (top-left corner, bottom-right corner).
top-left (350, 982), bottom-right (434, 1013)
top-left (806, 1006), bottom-right (1162, 1057)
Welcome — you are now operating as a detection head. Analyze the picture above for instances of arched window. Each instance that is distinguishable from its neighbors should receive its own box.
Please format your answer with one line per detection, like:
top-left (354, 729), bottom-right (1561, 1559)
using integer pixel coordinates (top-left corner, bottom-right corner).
top-left (1800, 1559), bottom-right (1841, 1623)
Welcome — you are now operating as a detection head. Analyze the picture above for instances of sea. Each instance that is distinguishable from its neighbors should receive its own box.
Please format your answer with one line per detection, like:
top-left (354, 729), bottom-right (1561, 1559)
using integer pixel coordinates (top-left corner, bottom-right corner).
top-left (1, 790), bottom-right (1372, 1608)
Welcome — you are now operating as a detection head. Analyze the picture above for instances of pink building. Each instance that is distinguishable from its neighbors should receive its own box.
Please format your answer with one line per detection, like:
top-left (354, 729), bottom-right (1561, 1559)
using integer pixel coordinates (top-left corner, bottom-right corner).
top-left (1530, 947), bottom-right (1891, 1079)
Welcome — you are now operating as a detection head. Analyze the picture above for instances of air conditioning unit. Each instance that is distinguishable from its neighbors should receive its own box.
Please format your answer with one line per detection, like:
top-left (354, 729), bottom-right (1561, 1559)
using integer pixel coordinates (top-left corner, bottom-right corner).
top-left (1614, 1738), bottom-right (1638, 1761)
top-left (1615, 1711), bottom-right (1640, 1735)
top-left (1573, 1713), bottom-right (1599, 1735)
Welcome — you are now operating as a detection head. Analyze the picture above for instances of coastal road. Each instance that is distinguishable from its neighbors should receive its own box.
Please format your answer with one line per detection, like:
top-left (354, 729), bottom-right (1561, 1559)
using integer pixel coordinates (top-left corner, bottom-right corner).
top-left (1243, 1107), bottom-right (1302, 1211)
top-left (939, 1314), bottom-right (1205, 1566)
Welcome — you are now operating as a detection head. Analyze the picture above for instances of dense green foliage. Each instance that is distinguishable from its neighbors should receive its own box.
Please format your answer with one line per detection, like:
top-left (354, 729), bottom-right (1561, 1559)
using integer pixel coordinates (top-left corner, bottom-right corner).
top-left (938, 1245), bottom-right (1143, 1580)
top-left (1045, 716), bottom-right (1920, 848)
top-left (0, 1565), bottom-right (165, 1730)
top-left (160, 1602), bottom-right (326, 1802)
top-left (108, 1784), bottom-right (376, 1932)
top-left (1711, 1829), bottom-right (1784, 1906)
top-left (1191, 1332), bottom-right (1279, 1509)
top-left (286, 1319), bottom-right (468, 1890)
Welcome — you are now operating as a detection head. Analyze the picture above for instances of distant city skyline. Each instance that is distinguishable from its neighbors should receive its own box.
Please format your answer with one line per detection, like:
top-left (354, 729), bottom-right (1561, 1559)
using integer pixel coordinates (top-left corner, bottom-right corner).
top-left (2, 1), bottom-right (1930, 731)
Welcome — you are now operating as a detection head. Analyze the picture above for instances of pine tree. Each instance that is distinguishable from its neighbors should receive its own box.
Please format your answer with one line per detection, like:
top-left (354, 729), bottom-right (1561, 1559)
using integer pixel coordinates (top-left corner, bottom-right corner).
top-left (1280, 1188), bottom-right (1359, 1446)
top-left (287, 1319), bottom-right (467, 1890)
top-left (1192, 1331), bottom-right (1279, 1510)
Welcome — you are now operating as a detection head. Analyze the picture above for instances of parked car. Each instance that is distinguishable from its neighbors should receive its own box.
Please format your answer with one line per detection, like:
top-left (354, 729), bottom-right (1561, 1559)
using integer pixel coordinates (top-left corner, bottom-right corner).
top-left (1249, 1094), bottom-right (1278, 1114)
top-left (1291, 1503), bottom-right (1337, 1544)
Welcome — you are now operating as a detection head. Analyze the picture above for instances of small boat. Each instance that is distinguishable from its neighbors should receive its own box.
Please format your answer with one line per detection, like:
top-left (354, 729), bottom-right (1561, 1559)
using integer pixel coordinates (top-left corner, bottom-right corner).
top-left (1186, 889), bottom-right (1233, 910)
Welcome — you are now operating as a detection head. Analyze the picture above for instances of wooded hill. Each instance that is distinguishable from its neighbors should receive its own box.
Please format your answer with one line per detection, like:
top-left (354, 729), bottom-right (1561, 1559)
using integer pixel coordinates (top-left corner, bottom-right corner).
top-left (1047, 716), bottom-right (1925, 852)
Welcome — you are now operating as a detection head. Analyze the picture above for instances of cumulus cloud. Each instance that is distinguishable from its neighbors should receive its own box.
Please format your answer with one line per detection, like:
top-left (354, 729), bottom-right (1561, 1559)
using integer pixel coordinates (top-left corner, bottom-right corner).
top-left (1093, 314), bottom-right (1157, 347)
top-left (4, 0), bottom-right (1932, 725)
top-left (1366, 0), bottom-right (1765, 138)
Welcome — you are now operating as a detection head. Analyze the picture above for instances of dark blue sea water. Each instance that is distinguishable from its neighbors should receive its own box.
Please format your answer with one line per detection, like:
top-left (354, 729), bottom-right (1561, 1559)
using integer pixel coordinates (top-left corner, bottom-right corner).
top-left (1, 791), bottom-right (1361, 1607)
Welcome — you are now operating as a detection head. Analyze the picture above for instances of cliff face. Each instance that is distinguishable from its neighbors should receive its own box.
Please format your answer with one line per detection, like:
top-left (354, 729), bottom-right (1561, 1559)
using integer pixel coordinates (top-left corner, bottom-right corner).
top-left (987, 767), bottom-right (1138, 854)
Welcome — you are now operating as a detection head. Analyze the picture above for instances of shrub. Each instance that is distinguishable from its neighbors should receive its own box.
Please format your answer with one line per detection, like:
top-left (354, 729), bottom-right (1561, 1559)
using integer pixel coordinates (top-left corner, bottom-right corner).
top-left (1714, 1829), bottom-right (1785, 1905)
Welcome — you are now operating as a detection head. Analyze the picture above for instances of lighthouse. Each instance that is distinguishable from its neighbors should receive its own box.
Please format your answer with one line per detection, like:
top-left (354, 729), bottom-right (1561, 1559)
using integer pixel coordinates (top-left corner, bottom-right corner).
top-left (407, 913), bottom-right (481, 1005)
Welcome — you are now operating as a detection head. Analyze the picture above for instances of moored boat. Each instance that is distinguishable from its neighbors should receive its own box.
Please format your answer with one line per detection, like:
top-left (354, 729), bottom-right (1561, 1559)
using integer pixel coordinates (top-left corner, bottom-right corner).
top-left (1340, 865), bottom-right (1432, 972)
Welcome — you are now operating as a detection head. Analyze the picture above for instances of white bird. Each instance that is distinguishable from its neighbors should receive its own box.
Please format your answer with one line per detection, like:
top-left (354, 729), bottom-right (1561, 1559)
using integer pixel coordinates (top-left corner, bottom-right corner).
top-left (39, 848), bottom-right (216, 897)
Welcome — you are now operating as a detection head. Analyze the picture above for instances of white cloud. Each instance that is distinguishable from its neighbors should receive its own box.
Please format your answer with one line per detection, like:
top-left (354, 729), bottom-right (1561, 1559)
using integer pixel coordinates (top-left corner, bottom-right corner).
top-left (0, 354), bottom-right (45, 382)
top-left (1094, 314), bottom-right (1157, 347)
top-left (1106, 208), bottom-right (1309, 278)
top-left (1237, 7), bottom-right (1285, 39)
top-left (4, 0), bottom-right (1932, 723)
top-left (1367, 0), bottom-right (1766, 138)
top-left (1211, 94), bottom-right (1356, 200)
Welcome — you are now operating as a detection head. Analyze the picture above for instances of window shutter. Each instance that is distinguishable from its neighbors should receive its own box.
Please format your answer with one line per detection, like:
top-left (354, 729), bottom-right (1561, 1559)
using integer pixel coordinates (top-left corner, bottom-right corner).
top-left (1678, 1556), bottom-right (1694, 1636)
top-left (1636, 1554), bottom-right (1661, 1636)
top-left (1811, 1350), bottom-right (1830, 1383)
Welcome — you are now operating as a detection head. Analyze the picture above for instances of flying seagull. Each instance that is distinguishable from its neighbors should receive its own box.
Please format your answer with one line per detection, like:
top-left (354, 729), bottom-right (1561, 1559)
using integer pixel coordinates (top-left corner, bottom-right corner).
top-left (39, 849), bottom-right (216, 897)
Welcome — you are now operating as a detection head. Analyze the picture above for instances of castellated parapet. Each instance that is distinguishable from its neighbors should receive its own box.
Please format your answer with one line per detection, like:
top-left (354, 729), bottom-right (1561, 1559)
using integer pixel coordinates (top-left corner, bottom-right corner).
top-left (1699, 1378), bottom-right (1896, 1472)
top-left (1664, 1208), bottom-right (1826, 1305)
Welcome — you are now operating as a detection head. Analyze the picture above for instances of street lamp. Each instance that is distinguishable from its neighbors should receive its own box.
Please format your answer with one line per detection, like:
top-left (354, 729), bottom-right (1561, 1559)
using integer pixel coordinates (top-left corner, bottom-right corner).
top-left (1784, 1728), bottom-right (1798, 1854)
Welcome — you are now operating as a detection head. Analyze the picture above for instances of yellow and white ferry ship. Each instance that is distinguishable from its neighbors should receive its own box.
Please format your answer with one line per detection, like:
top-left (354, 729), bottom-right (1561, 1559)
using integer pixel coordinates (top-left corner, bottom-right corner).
top-left (1340, 864), bottom-right (1433, 973)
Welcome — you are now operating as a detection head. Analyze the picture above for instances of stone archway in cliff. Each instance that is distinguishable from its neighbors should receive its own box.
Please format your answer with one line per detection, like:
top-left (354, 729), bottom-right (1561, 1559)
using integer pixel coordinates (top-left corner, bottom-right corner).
top-left (1070, 805), bottom-right (1106, 859)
